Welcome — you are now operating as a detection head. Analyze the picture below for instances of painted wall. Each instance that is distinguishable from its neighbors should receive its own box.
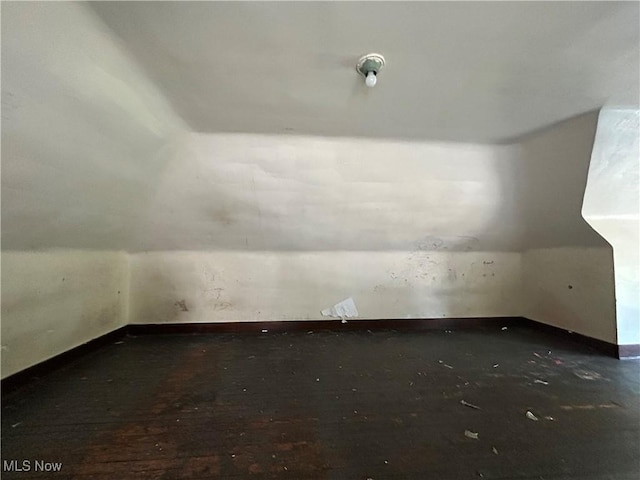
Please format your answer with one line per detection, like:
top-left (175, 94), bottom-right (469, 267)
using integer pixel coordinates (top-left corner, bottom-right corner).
top-left (517, 111), bottom-right (616, 343)
top-left (516, 111), bottom-right (607, 249)
top-left (522, 248), bottom-right (617, 343)
top-left (127, 133), bottom-right (522, 327)
top-left (133, 133), bottom-right (525, 252)
top-left (130, 251), bottom-right (521, 324)
top-left (1, 251), bottom-right (129, 378)
top-left (583, 109), bottom-right (640, 346)
top-left (1, 2), bottom-right (186, 251)
top-left (1, 1), bottom-right (181, 378)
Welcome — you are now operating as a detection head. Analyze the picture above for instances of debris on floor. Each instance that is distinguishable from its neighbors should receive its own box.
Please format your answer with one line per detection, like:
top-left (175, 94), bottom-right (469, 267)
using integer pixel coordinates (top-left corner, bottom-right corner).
top-left (574, 369), bottom-right (602, 381)
top-left (492, 446), bottom-right (499, 455)
top-left (464, 430), bottom-right (479, 440)
top-left (501, 327), bottom-right (508, 330)
top-left (534, 379), bottom-right (549, 385)
top-left (560, 403), bottom-right (619, 411)
top-left (460, 400), bottom-right (481, 410)
top-left (544, 416), bottom-right (555, 421)
top-left (261, 329), bottom-right (268, 333)
top-left (438, 360), bottom-right (454, 369)
top-left (526, 410), bottom-right (539, 421)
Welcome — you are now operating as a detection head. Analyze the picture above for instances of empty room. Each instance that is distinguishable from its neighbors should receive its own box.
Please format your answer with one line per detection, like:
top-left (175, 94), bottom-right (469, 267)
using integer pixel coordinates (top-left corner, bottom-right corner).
top-left (1, 1), bottom-right (639, 479)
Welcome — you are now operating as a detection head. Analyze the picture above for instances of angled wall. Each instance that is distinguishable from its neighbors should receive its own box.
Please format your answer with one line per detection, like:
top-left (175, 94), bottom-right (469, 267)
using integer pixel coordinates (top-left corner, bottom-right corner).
top-left (1, 2), bottom-right (186, 251)
top-left (1, 2), bottom-right (185, 378)
top-left (583, 109), bottom-right (640, 348)
top-left (1, 252), bottom-right (129, 378)
top-left (519, 112), bottom-right (617, 344)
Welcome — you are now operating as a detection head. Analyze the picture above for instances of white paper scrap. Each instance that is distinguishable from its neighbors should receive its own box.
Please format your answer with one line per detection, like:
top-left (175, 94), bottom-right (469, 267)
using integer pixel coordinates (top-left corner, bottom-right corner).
top-left (321, 297), bottom-right (359, 319)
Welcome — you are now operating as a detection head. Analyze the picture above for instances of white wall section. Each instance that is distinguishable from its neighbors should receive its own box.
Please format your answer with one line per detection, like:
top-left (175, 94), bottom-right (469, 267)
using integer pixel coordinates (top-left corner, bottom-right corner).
top-left (1, 2), bottom-right (181, 378)
top-left (129, 251), bottom-right (522, 325)
top-left (517, 111), bottom-right (607, 249)
top-left (522, 248), bottom-right (616, 344)
top-left (583, 109), bottom-right (640, 346)
top-left (134, 133), bottom-right (524, 252)
top-left (1, 251), bottom-right (129, 378)
top-left (518, 113), bottom-right (616, 341)
top-left (1, 2), bottom-right (186, 251)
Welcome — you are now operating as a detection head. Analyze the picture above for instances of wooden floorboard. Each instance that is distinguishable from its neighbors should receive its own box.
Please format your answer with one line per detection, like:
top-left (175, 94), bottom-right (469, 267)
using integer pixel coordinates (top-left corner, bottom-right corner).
top-left (2, 323), bottom-right (639, 479)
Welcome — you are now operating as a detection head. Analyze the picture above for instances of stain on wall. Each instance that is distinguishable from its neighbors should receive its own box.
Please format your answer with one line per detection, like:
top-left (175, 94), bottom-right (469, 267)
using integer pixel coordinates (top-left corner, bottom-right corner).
top-left (1, 251), bottom-right (130, 378)
top-left (129, 251), bottom-right (522, 324)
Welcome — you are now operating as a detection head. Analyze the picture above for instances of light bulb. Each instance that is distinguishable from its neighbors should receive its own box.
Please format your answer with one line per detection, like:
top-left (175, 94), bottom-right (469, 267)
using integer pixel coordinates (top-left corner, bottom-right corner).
top-left (365, 70), bottom-right (377, 88)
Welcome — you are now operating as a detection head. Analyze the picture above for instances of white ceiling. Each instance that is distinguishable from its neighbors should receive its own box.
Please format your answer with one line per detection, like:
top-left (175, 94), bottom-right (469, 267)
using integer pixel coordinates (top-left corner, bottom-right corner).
top-left (91, 1), bottom-right (639, 143)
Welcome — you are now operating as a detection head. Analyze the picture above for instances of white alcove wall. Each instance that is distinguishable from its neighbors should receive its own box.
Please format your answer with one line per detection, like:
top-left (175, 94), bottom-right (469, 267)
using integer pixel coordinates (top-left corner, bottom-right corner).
top-left (583, 109), bottom-right (640, 347)
top-left (519, 112), bottom-right (617, 344)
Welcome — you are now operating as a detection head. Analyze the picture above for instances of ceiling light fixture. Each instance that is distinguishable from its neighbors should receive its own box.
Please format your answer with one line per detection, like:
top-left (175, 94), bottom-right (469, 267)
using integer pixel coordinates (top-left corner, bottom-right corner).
top-left (356, 53), bottom-right (385, 88)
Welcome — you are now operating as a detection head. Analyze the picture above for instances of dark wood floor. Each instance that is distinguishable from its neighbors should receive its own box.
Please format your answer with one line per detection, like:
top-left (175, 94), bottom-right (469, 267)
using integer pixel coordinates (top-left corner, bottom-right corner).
top-left (2, 323), bottom-right (639, 479)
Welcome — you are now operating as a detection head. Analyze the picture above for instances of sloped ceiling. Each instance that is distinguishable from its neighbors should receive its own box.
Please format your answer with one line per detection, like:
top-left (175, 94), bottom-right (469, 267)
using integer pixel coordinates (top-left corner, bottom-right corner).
top-left (1, 2), bottom-right (635, 252)
top-left (90, 1), bottom-right (639, 143)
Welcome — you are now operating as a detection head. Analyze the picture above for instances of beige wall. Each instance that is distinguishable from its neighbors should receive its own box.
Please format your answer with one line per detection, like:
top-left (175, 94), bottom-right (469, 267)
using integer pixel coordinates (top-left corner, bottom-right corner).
top-left (1, 2), bottom-right (186, 251)
top-left (1, 251), bottom-right (129, 378)
top-left (522, 248), bottom-right (617, 343)
top-left (516, 111), bottom-right (607, 249)
top-left (517, 111), bottom-right (616, 343)
top-left (133, 133), bottom-right (524, 252)
top-left (583, 109), bottom-right (640, 346)
top-left (130, 251), bottom-right (521, 324)
top-left (1, 2), bottom-right (176, 378)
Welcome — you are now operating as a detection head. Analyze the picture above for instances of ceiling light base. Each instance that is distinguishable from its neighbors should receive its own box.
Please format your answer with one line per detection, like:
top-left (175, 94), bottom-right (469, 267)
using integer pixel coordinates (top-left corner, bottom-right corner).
top-left (356, 53), bottom-right (385, 78)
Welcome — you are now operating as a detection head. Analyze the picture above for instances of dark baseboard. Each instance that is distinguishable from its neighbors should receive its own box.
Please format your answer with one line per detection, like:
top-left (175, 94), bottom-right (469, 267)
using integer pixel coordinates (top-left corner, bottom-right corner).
top-left (4, 317), bottom-right (636, 396)
top-left (1, 326), bottom-right (128, 397)
top-left (130, 317), bottom-right (632, 359)
top-left (618, 344), bottom-right (640, 359)
top-left (519, 318), bottom-right (640, 360)
top-left (127, 316), bottom-right (521, 336)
